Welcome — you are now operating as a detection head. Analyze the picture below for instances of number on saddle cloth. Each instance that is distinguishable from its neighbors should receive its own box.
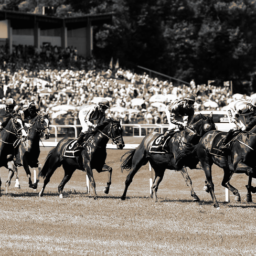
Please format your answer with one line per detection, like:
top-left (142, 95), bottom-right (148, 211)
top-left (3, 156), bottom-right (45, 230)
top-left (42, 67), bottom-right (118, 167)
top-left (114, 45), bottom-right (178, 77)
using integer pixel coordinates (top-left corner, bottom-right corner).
top-left (149, 132), bottom-right (176, 153)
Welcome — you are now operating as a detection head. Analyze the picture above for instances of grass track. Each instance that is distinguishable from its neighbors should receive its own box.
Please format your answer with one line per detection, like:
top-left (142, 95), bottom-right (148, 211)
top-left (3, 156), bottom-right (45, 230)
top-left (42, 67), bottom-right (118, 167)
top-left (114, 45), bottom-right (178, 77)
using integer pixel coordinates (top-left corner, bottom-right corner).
top-left (0, 137), bottom-right (256, 255)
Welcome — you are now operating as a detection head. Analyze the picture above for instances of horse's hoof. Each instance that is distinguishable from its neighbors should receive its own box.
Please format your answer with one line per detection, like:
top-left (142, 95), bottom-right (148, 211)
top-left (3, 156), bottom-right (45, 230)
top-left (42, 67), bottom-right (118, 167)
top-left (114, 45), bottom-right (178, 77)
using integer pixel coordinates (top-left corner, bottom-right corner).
top-left (120, 196), bottom-right (126, 201)
top-left (193, 196), bottom-right (200, 202)
top-left (104, 187), bottom-right (109, 194)
top-left (246, 195), bottom-right (252, 203)
top-left (235, 195), bottom-right (241, 202)
top-left (203, 185), bottom-right (210, 193)
top-left (59, 194), bottom-right (63, 199)
top-left (93, 196), bottom-right (97, 200)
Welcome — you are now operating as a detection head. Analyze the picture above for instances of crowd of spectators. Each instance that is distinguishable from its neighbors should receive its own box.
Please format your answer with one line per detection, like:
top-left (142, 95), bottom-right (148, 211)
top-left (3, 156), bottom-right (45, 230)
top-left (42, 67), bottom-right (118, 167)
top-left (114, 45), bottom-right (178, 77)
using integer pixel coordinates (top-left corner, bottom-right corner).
top-left (0, 43), bottom-right (249, 134)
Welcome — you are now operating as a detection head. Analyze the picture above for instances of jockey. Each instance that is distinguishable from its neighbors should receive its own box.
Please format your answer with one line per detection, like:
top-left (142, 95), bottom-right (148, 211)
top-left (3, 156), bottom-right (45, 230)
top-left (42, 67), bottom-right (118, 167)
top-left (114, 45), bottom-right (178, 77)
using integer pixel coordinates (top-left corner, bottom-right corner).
top-left (0, 98), bottom-right (18, 129)
top-left (220, 99), bottom-right (255, 150)
top-left (77, 99), bottom-right (110, 147)
top-left (0, 98), bottom-right (23, 166)
top-left (18, 102), bottom-right (40, 127)
top-left (161, 95), bottom-right (195, 144)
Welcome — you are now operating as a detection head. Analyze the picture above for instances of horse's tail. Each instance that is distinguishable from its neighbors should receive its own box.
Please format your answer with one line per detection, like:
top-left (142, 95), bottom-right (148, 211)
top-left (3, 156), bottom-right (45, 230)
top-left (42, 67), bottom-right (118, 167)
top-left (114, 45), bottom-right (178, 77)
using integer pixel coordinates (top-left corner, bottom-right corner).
top-left (39, 147), bottom-right (60, 178)
top-left (120, 149), bottom-right (136, 172)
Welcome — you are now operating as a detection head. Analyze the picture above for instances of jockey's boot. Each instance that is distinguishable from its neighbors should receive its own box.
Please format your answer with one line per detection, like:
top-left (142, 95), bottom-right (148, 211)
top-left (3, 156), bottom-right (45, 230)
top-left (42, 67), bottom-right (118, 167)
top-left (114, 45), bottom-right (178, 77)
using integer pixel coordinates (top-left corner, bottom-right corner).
top-left (219, 129), bottom-right (234, 152)
top-left (76, 131), bottom-right (91, 148)
top-left (161, 129), bottom-right (175, 150)
top-left (76, 132), bottom-right (85, 147)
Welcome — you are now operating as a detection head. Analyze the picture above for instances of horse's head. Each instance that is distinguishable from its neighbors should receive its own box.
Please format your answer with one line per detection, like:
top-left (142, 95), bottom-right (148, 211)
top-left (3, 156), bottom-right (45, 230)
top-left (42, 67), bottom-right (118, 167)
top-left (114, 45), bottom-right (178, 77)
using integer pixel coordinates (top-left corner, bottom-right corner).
top-left (11, 115), bottom-right (27, 139)
top-left (36, 113), bottom-right (51, 140)
top-left (189, 112), bottom-right (216, 138)
top-left (97, 118), bottom-right (125, 149)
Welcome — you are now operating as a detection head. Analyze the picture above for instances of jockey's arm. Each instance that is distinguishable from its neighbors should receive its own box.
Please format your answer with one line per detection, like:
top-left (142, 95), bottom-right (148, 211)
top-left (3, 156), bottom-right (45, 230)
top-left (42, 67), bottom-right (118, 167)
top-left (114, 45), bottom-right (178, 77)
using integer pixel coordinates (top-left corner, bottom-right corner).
top-left (186, 109), bottom-right (195, 126)
top-left (79, 107), bottom-right (96, 132)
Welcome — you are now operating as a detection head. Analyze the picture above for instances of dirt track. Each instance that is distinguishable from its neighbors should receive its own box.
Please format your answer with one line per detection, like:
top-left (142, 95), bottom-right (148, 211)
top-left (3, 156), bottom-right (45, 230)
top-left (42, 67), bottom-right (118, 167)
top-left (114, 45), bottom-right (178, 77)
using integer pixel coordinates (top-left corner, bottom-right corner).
top-left (0, 139), bottom-right (256, 255)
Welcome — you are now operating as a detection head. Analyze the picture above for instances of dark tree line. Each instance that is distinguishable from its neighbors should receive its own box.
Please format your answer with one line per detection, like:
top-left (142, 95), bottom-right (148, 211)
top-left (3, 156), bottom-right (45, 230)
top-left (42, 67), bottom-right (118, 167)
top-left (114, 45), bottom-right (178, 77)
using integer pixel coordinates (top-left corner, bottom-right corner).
top-left (1, 0), bottom-right (256, 93)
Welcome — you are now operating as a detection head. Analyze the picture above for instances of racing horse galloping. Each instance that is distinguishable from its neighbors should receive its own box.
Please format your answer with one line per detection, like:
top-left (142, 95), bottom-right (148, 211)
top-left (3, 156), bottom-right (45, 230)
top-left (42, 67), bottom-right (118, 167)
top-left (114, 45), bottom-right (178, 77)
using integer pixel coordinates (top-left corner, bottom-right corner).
top-left (196, 123), bottom-right (256, 208)
top-left (31, 118), bottom-right (124, 198)
top-left (11, 113), bottom-right (50, 188)
top-left (120, 113), bottom-right (216, 202)
top-left (0, 115), bottom-right (27, 193)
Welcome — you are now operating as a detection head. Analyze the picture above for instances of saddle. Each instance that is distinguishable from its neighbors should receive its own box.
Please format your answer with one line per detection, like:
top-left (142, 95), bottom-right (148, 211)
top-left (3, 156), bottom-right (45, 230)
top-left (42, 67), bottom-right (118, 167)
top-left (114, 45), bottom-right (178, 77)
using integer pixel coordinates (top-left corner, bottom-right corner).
top-left (63, 137), bottom-right (91, 158)
top-left (149, 134), bottom-right (171, 154)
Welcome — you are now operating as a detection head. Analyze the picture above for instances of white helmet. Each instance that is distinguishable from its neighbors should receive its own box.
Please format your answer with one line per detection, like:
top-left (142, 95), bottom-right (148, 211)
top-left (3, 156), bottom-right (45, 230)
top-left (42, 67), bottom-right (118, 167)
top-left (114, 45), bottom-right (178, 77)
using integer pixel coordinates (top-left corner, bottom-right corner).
top-left (251, 98), bottom-right (256, 107)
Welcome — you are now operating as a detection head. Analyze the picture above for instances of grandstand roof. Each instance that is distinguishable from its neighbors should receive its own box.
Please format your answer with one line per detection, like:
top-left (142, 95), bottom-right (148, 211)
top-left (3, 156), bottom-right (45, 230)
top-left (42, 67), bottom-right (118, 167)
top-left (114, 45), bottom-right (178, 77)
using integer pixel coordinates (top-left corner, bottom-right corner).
top-left (0, 10), bottom-right (113, 30)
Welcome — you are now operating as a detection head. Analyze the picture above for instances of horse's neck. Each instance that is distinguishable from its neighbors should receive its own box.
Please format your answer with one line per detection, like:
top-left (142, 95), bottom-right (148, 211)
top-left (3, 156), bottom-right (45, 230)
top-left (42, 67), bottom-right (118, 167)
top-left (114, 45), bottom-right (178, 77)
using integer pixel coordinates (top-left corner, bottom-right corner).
top-left (26, 123), bottom-right (41, 144)
top-left (92, 129), bottom-right (109, 146)
top-left (1, 121), bottom-right (16, 142)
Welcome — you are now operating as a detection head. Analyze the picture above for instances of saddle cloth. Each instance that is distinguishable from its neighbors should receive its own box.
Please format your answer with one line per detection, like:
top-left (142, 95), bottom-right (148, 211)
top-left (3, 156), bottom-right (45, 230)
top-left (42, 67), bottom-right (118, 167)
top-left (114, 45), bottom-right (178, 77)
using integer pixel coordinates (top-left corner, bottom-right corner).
top-left (209, 133), bottom-right (226, 157)
top-left (149, 134), bottom-right (170, 154)
top-left (63, 139), bottom-right (87, 158)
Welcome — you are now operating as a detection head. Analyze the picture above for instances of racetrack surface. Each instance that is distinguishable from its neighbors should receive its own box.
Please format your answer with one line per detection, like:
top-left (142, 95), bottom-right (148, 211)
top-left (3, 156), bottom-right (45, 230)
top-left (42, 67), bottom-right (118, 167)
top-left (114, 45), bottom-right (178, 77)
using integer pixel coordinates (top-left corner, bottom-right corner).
top-left (0, 136), bottom-right (256, 255)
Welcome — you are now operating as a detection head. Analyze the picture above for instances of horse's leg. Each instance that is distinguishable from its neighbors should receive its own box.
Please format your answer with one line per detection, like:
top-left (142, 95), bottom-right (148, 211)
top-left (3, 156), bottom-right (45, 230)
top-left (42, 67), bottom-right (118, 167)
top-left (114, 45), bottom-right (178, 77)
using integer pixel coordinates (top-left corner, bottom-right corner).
top-left (151, 175), bottom-right (157, 198)
top-left (96, 164), bottom-right (112, 194)
top-left (13, 164), bottom-right (20, 188)
top-left (38, 155), bottom-right (62, 197)
top-left (22, 156), bottom-right (33, 187)
top-left (58, 163), bottom-right (76, 198)
top-left (201, 160), bottom-right (219, 208)
top-left (5, 162), bottom-right (15, 194)
top-left (151, 167), bottom-right (165, 202)
top-left (180, 166), bottom-right (200, 202)
top-left (220, 167), bottom-right (241, 201)
top-left (246, 174), bottom-right (253, 203)
top-left (0, 178), bottom-right (2, 197)
top-left (121, 152), bottom-right (147, 200)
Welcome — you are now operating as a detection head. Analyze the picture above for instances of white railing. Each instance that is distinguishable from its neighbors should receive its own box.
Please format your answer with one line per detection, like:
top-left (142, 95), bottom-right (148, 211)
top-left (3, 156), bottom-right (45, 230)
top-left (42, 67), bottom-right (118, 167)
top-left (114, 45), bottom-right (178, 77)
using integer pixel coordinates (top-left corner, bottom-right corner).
top-left (48, 121), bottom-right (234, 142)
top-left (48, 124), bottom-right (170, 141)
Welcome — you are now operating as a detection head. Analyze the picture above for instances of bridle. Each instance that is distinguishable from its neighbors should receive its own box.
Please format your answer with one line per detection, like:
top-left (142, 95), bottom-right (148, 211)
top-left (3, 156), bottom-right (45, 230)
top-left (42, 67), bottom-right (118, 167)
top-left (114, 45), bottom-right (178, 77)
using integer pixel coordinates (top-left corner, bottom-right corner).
top-left (97, 122), bottom-right (123, 145)
top-left (26, 114), bottom-right (50, 137)
top-left (189, 116), bottom-right (214, 137)
top-left (0, 117), bottom-right (25, 145)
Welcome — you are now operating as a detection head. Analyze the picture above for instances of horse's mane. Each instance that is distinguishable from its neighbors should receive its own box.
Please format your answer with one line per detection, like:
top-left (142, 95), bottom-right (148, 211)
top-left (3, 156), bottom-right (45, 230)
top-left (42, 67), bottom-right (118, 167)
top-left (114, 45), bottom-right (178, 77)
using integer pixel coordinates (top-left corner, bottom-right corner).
top-left (191, 113), bottom-right (207, 124)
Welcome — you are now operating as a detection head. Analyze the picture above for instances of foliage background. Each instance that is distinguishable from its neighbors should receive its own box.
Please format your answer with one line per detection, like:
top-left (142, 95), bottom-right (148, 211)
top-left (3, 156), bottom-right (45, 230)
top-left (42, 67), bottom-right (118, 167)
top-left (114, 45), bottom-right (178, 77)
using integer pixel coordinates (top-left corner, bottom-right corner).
top-left (1, 0), bottom-right (256, 93)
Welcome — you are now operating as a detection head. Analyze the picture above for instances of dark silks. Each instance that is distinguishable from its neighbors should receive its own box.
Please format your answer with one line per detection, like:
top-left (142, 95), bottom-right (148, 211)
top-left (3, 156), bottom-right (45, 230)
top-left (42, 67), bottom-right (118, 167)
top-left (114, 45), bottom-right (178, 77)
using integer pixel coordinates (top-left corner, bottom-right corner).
top-left (120, 113), bottom-right (216, 202)
top-left (196, 124), bottom-right (256, 208)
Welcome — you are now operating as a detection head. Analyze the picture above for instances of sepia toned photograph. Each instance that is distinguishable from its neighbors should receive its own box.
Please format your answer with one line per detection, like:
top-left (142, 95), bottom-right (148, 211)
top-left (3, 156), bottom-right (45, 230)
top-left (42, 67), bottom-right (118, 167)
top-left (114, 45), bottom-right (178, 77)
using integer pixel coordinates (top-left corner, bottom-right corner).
top-left (0, 0), bottom-right (255, 255)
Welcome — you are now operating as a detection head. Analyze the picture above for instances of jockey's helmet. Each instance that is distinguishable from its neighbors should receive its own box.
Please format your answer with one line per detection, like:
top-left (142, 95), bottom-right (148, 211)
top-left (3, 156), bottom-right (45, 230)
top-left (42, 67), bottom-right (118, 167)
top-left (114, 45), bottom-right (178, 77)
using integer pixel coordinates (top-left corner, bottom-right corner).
top-left (28, 102), bottom-right (38, 115)
top-left (6, 98), bottom-right (16, 113)
top-left (98, 99), bottom-right (110, 110)
top-left (183, 95), bottom-right (195, 108)
top-left (251, 98), bottom-right (256, 108)
top-left (6, 98), bottom-right (16, 107)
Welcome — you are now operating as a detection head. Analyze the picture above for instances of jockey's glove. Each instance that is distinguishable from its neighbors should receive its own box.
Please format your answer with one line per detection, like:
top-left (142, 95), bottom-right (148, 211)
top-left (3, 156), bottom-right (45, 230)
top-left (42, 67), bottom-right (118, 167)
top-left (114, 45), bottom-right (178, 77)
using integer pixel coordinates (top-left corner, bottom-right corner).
top-left (25, 123), bottom-right (32, 128)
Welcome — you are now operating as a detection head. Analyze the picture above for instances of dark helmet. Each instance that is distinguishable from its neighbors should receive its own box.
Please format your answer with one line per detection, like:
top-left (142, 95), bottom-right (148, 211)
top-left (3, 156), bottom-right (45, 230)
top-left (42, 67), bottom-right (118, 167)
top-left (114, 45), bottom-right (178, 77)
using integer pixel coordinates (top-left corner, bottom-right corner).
top-left (98, 99), bottom-right (110, 110)
top-left (183, 95), bottom-right (196, 103)
top-left (28, 102), bottom-right (38, 115)
top-left (29, 102), bottom-right (36, 110)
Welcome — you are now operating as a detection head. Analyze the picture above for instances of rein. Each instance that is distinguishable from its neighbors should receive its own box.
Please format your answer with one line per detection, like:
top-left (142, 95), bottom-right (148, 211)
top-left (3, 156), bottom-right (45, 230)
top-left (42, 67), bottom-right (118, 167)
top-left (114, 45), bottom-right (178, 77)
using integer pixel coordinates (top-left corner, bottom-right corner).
top-left (97, 123), bottom-right (121, 145)
top-left (0, 118), bottom-right (23, 145)
top-left (25, 115), bottom-right (49, 138)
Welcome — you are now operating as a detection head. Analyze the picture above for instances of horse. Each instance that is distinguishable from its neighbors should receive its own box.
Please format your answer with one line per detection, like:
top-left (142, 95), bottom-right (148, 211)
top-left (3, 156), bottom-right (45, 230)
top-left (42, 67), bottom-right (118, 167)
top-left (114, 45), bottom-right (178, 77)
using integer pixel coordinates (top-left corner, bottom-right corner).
top-left (0, 115), bottom-right (27, 194)
top-left (120, 113), bottom-right (216, 202)
top-left (8, 113), bottom-right (51, 190)
top-left (31, 118), bottom-right (125, 198)
top-left (196, 124), bottom-right (256, 208)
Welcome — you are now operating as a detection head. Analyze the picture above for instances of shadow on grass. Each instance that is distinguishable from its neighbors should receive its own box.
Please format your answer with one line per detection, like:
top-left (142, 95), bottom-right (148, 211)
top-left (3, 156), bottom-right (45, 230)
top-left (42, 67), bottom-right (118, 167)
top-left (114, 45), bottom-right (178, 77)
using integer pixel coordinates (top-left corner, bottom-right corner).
top-left (228, 203), bottom-right (256, 208)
